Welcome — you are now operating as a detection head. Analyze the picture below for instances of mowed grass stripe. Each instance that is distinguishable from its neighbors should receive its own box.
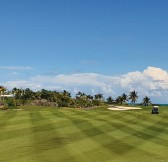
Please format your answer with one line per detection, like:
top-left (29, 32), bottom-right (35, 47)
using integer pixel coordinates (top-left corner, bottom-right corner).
top-left (55, 109), bottom-right (168, 161)
top-left (50, 109), bottom-right (157, 162)
top-left (0, 110), bottom-right (34, 162)
top-left (0, 108), bottom-right (167, 162)
top-left (0, 112), bottom-right (36, 141)
top-left (51, 109), bottom-right (119, 161)
top-left (47, 110), bottom-right (91, 161)
top-left (75, 109), bottom-right (168, 140)
top-left (118, 111), bottom-right (168, 142)
top-left (29, 110), bottom-right (82, 162)
top-left (0, 110), bottom-right (18, 129)
top-left (72, 109), bottom-right (165, 161)
top-left (74, 109), bottom-right (168, 148)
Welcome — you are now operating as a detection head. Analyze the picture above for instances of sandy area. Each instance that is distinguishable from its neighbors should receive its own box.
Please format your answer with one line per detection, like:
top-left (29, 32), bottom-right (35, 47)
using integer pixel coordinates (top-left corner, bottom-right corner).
top-left (108, 106), bottom-right (142, 111)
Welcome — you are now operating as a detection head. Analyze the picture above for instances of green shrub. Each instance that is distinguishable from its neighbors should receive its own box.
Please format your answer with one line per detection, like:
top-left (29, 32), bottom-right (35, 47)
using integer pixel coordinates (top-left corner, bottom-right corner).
top-left (5, 98), bottom-right (20, 108)
top-left (0, 101), bottom-right (8, 110)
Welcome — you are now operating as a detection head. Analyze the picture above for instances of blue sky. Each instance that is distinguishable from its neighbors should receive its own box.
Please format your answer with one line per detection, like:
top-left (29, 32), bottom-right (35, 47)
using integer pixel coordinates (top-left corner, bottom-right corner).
top-left (0, 0), bottom-right (168, 103)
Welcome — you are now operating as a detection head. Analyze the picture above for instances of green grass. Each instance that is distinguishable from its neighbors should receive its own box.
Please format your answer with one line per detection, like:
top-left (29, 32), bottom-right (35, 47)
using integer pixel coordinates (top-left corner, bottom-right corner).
top-left (0, 106), bottom-right (167, 162)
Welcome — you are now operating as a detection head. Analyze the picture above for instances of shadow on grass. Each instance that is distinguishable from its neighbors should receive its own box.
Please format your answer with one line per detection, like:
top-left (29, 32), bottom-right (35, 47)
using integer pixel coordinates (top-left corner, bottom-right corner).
top-left (51, 110), bottom-right (152, 156)
top-left (0, 110), bottom-right (17, 129)
top-left (29, 110), bottom-right (75, 161)
top-left (73, 110), bottom-right (168, 148)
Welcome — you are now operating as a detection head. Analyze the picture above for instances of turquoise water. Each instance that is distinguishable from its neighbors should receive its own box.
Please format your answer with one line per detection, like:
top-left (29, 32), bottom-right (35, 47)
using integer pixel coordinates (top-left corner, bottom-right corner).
top-left (158, 104), bottom-right (168, 106)
top-left (132, 104), bottom-right (168, 106)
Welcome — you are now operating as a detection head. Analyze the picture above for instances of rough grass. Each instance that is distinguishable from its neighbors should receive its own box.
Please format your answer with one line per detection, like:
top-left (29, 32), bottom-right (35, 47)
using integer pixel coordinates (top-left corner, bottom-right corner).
top-left (0, 106), bottom-right (167, 162)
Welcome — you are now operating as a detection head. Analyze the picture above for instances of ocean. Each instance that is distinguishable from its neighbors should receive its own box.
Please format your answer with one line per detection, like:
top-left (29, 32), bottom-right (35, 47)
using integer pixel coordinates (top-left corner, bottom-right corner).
top-left (157, 104), bottom-right (168, 106)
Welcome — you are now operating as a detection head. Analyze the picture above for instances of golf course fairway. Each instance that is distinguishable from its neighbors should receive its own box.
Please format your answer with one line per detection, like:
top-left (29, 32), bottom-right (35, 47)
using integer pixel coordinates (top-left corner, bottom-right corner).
top-left (0, 106), bottom-right (167, 162)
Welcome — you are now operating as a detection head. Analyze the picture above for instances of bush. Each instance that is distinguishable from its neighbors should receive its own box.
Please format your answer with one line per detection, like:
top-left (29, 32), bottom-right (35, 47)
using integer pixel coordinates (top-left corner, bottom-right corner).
top-left (31, 99), bottom-right (58, 107)
top-left (92, 100), bottom-right (101, 106)
top-left (0, 101), bottom-right (8, 110)
top-left (4, 98), bottom-right (20, 109)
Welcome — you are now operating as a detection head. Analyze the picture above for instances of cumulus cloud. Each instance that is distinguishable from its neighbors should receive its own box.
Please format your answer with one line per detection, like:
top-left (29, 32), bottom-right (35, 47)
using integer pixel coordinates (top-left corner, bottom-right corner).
top-left (2, 66), bottom-right (168, 103)
top-left (3, 81), bottom-right (42, 90)
top-left (144, 66), bottom-right (168, 81)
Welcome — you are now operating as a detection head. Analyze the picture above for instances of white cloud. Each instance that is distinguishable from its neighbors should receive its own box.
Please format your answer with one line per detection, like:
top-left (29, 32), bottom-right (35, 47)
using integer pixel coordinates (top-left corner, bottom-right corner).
top-left (3, 81), bottom-right (42, 90)
top-left (2, 66), bottom-right (168, 103)
top-left (31, 73), bottom-right (107, 87)
top-left (143, 66), bottom-right (168, 81)
top-left (0, 66), bottom-right (32, 70)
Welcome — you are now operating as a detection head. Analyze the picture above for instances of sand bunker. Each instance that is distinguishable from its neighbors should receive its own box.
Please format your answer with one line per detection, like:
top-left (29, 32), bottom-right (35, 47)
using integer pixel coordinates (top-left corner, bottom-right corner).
top-left (108, 106), bottom-right (142, 111)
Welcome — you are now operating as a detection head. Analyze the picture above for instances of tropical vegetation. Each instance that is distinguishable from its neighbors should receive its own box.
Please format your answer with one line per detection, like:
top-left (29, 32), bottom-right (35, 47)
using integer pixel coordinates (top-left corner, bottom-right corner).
top-left (0, 85), bottom-right (152, 109)
top-left (142, 96), bottom-right (151, 106)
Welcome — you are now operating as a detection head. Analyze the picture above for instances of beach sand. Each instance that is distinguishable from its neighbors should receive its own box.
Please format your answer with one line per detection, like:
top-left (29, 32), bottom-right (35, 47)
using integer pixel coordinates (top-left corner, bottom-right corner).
top-left (108, 106), bottom-right (142, 111)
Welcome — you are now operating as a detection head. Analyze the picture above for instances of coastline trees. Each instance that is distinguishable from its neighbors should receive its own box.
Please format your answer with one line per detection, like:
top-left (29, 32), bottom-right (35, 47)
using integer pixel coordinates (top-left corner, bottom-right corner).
top-left (129, 91), bottom-right (138, 105)
top-left (116, 96), bottom-right (124, 105)
top-left (122, 93), bottom-right (128, 103)
top-left (142, 96), bottom-right (151, 106)
top-left (106, 96), bottom-right (113, 104)
top-left (0, 85), bottom-right (154, 109)
top-left (12, 88), bottom-right (24, 100)
top-left (114, 93), bottom-right (128, 105)
top-left (94, 93), bottom-right (104, 101)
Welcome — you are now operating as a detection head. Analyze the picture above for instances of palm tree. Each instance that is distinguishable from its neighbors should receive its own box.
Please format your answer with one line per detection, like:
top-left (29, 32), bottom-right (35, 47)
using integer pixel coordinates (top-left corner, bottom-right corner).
top-left (35, 91), bottom-right (42, 100)
top-left (12, 87), bottom-right (18, 98)
top-left (122, 93), bottom-right (128, 104)
top-left (94, 93), bottom-right (104, 101)
top-left (87, 95), bottom-right (94, 101)
top-left (22, 88), bottom-right (35, 100)
top-left (76, 91), bottom-right (82, 99)
top-left (0, 86), bottom-right (7, 101)
top-left (106, 96), bottom-right (113, 104)
top-left (0, 86), bottom-right (3, 101)
top-left (116, 96), bottom-right (124, 105)
top-left (15, 88), bottom-right (24, 100)
top-left (129, 91), bottom-right (138, 105)
top-left (81, 93), bottom-right (86, 98)
top-left (76, 91), bottom-right (87, 100)
top-left (142, 96), bottom-right (151, 106)
top-left (62, 90), bottom-right (71, 98)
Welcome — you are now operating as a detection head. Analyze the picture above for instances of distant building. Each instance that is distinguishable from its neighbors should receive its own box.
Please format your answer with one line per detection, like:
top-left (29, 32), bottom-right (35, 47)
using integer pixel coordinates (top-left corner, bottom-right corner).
top-left (0, 94), bottom-right (14, 98)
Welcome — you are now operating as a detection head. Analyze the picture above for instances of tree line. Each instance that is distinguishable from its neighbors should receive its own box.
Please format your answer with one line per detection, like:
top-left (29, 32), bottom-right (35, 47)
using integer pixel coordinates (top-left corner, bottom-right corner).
top-left (106, 91), bottom-right (151, 106)
top-left (0, 85), bottom-right (152, 109)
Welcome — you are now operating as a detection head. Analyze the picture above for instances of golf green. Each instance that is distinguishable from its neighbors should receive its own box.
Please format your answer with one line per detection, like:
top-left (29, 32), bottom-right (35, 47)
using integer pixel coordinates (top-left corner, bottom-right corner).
top-left (0, 106), bottom-right (167, 162)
